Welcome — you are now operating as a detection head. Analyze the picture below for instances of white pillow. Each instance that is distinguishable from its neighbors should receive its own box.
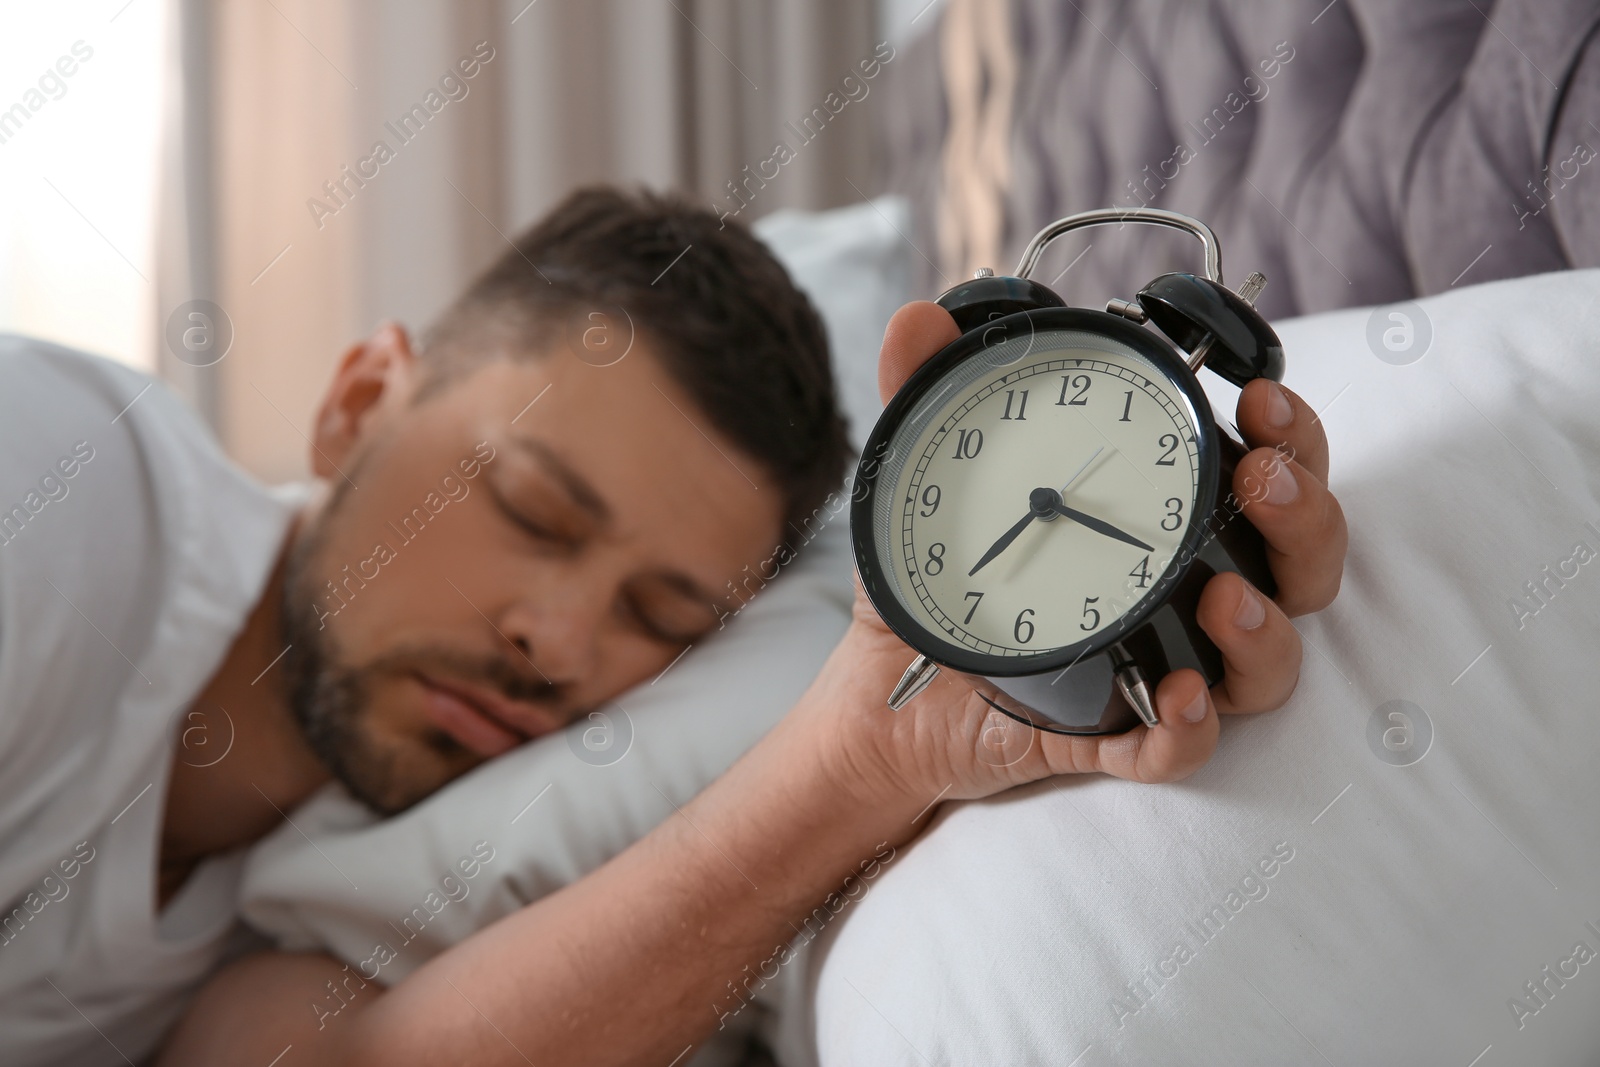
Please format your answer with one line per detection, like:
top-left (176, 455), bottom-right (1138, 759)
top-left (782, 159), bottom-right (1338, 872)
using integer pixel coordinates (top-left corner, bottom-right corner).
top-left (754, 196), bottom-right (914, 450)
top-left (810, 268), bottom-right (1600, 1065)
top-left (240, 521), bottom-right (853, 1067)
top-left (236, 199), bottom-right (913, 1066)
top-left (241, 509), bottom-right (855, 916)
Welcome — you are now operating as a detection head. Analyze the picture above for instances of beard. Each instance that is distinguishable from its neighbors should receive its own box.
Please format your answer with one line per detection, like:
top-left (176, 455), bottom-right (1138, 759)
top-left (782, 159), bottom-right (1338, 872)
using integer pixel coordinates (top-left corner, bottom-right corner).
top-left (279, 483), bottom-right (561, 814)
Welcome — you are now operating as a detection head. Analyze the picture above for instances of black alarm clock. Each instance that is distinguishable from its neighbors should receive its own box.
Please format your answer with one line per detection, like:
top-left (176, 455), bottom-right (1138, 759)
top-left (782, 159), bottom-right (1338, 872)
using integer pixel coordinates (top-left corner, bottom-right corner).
top-left (850, 208), bottom-right (1284, 735)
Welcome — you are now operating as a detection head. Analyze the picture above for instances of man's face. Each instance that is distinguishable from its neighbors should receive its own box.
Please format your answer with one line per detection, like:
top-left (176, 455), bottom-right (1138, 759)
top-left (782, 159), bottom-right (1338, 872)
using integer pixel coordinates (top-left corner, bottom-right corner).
top-left (283, 328), bottom-right (783, 813)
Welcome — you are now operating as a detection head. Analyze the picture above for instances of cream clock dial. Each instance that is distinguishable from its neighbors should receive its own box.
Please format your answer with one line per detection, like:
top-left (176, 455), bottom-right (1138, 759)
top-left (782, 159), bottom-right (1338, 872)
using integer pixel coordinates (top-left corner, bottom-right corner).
top-left (886, 342), bottom-right (1200, 657)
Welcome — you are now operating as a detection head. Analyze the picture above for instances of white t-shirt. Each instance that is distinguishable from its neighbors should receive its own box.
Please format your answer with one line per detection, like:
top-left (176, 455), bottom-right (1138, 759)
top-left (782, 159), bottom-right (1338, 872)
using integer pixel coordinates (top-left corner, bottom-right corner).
top-left (0, 336), bottom-right (295, 1065)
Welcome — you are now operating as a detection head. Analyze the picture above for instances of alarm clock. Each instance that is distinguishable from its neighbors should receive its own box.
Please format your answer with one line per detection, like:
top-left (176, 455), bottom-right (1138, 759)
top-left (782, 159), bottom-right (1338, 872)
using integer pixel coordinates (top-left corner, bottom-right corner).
top-left (850, 208), bottom-right (1284, 735)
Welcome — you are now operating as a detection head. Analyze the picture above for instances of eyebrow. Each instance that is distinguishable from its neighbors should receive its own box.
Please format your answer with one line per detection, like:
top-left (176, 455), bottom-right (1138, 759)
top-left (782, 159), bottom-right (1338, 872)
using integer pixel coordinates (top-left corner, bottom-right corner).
top-left (511, 436), bottom-right (611, 523)
top-left (509, 435), bottom-right (721, 608)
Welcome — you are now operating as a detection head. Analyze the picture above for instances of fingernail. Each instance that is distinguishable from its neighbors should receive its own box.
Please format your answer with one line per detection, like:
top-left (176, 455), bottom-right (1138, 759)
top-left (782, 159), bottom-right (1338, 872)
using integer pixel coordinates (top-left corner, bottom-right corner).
top-left (1263, 382), bottom-right (1294, 428)
top-left (1233, 583), bottom-right (1267, 630)
top-left (1262, 455), bottom-right (1299, 504)
top-left (1180, 687), bottom-right (1209, 723)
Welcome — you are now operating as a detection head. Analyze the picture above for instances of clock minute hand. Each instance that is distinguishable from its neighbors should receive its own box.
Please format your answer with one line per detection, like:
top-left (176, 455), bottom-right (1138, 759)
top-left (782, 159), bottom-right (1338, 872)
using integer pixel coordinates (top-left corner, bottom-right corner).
top-left (969, 486), bottom-right (1074, 576)
top-left (1049, 500), bottom-right (1155, 552)
top-left (967, 508), bottom-right (1038, 577)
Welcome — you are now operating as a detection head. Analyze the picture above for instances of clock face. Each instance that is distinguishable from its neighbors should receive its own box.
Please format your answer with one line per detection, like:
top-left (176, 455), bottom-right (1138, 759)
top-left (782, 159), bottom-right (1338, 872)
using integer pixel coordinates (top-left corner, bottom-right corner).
top-left (867, 324), bottom-right (1206, 665)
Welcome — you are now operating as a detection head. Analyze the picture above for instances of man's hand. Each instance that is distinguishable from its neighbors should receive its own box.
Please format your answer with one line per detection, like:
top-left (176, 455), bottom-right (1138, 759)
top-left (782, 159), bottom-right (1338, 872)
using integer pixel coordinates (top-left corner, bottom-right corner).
top-left (809, 301), bottom-right (1347, 811)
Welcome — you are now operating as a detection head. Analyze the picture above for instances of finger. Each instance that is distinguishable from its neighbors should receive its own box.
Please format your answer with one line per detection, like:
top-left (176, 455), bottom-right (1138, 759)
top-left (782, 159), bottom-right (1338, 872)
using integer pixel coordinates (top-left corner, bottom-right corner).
top-left (879, 301), bottom-right (962, 403)
top-left (1059, 668), bottom-right (1217, 783)
top-left (1196, 571), bottom-right (1303, 715)
top-left (1232, 446), bottom-right (1347, 616)
top-left (1237, 379), bottom-right (1329, 486)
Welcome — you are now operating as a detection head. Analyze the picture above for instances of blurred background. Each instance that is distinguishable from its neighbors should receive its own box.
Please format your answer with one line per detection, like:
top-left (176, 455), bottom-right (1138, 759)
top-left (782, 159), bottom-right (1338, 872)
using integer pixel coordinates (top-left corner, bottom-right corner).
top-left (6, 0), bottom-right (1595, 482)
top-left (1, 0), bottom-right (936, 481)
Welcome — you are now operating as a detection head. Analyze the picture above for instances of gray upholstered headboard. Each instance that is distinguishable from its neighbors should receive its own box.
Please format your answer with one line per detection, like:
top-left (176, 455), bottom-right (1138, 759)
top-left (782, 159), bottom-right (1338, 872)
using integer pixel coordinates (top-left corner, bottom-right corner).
top-left (883, 0), bottom-right (1600, 320)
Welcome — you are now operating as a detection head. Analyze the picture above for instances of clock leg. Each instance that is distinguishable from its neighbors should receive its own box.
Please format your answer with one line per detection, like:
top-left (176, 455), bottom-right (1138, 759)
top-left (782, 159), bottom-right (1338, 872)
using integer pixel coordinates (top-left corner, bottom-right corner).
top-left (887, 654), bottom-right (942, 710)
top-left (1110, 652), bottom-right (1160, 728)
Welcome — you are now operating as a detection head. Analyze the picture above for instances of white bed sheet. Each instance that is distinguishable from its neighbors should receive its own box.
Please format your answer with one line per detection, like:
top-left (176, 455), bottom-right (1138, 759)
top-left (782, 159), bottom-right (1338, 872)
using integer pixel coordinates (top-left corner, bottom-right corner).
top-left (810, 269), bottom-right (1600, 1066)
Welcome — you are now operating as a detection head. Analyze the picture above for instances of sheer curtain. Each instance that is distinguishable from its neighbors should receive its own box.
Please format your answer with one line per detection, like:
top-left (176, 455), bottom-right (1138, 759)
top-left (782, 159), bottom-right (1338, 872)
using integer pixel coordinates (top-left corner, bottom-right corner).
top-left (0, 2), bottom-right (168, 373)
top-left (166, 0), bottom-right (884, 481)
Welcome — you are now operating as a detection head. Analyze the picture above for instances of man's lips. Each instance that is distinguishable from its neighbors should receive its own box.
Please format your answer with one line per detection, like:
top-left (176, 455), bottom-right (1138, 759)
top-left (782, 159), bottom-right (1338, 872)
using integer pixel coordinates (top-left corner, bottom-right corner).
top-left (416, 675), bottom-right (562, 759)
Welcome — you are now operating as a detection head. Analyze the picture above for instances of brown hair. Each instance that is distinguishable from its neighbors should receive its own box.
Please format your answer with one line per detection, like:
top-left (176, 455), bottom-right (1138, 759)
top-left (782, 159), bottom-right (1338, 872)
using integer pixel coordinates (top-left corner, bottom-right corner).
top-left (421, 184), bottom-right (851, 536)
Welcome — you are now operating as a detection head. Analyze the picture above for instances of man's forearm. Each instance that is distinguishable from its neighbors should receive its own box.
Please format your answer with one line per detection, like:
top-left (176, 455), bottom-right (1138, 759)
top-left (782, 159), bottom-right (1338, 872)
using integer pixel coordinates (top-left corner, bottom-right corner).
top-left (161, 628), bottom-right (926, 1067)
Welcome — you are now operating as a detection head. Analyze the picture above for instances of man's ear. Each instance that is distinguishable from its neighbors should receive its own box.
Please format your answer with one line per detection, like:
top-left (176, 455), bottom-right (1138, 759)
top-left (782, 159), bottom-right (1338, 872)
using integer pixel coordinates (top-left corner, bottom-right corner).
top-left (310, 322), bottom-right (419, 477)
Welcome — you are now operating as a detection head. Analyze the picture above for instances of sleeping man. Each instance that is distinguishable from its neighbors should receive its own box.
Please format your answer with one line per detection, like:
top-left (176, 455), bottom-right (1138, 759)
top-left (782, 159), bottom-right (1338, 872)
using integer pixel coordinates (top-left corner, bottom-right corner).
top-left (0, 186), bottom-right (1345, 1065)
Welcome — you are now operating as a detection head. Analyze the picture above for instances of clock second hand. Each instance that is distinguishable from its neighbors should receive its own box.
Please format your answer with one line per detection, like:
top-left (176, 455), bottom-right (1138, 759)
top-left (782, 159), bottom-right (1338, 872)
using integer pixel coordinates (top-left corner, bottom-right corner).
top-left (1057, 445), bottom-right (1104, 496)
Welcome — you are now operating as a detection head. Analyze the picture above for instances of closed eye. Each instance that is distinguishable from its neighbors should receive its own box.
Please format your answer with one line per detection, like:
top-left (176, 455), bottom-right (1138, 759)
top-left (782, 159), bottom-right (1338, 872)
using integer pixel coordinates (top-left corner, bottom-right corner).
top-left (623, 578), bottom-right (718, 645)
top-left (490, 480), bottom-right (584, 550)
top-left (489, 437), bottom-right (608, 549)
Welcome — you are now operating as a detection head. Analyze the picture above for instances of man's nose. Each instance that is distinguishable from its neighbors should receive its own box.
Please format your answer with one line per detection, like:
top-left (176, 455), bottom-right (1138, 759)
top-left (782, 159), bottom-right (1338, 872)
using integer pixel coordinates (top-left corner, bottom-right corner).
top-left (496, 574), bottom-right (608, 684)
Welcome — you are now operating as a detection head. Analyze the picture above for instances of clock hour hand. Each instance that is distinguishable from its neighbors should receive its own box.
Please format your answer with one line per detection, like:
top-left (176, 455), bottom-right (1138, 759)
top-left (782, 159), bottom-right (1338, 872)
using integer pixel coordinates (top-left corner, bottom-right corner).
top-left (1048, 498), bottom-right (1155, 552)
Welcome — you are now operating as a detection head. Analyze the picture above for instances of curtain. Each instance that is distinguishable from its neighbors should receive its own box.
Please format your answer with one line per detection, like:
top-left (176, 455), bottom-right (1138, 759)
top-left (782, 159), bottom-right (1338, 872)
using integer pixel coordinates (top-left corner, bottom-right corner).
top-left (935, 0), bottom-right (1014, 282)
top-left (174, 0), bottom-right (883, 481)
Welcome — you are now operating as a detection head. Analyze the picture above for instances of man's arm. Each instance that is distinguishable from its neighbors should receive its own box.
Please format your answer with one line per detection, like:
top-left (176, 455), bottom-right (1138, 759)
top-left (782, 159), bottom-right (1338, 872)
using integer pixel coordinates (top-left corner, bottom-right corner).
top-left (159, 303), bottom-right (1344, 1067)
top-left (159, 633), bottom-right (968, 1066)
top-left (156, 615), bottom-right (1228, 1067)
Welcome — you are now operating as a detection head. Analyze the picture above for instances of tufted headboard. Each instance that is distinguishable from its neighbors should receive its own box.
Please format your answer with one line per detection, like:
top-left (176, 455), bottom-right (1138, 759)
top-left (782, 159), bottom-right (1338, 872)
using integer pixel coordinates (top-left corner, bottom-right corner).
top-left (882, 0), bottom-right (1600, 320)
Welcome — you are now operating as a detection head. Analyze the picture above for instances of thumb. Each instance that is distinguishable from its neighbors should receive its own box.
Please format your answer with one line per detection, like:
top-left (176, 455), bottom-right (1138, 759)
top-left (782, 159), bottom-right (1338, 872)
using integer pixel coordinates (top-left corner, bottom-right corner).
top-left (1066, 668), bottom-right (1219, 783)
top-left (878, 301), bottom-right (961, 404)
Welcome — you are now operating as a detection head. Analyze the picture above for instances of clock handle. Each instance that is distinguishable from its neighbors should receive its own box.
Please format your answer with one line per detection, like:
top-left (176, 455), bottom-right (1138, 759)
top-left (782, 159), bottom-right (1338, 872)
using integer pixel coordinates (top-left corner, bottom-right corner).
top-left (1014, 208), bottom-right (1224, 284)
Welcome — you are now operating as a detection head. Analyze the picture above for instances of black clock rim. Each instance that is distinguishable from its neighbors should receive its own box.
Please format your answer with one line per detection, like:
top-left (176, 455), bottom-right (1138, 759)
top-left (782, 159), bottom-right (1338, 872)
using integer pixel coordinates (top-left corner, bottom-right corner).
top-left (849, 306), bottom-right (1223, 679)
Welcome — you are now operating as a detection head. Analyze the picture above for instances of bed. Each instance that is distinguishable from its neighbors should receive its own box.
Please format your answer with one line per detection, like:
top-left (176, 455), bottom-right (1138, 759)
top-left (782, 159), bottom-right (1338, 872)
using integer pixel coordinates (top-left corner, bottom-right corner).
top-left (238, 2), bottom-right (1600, 1064)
